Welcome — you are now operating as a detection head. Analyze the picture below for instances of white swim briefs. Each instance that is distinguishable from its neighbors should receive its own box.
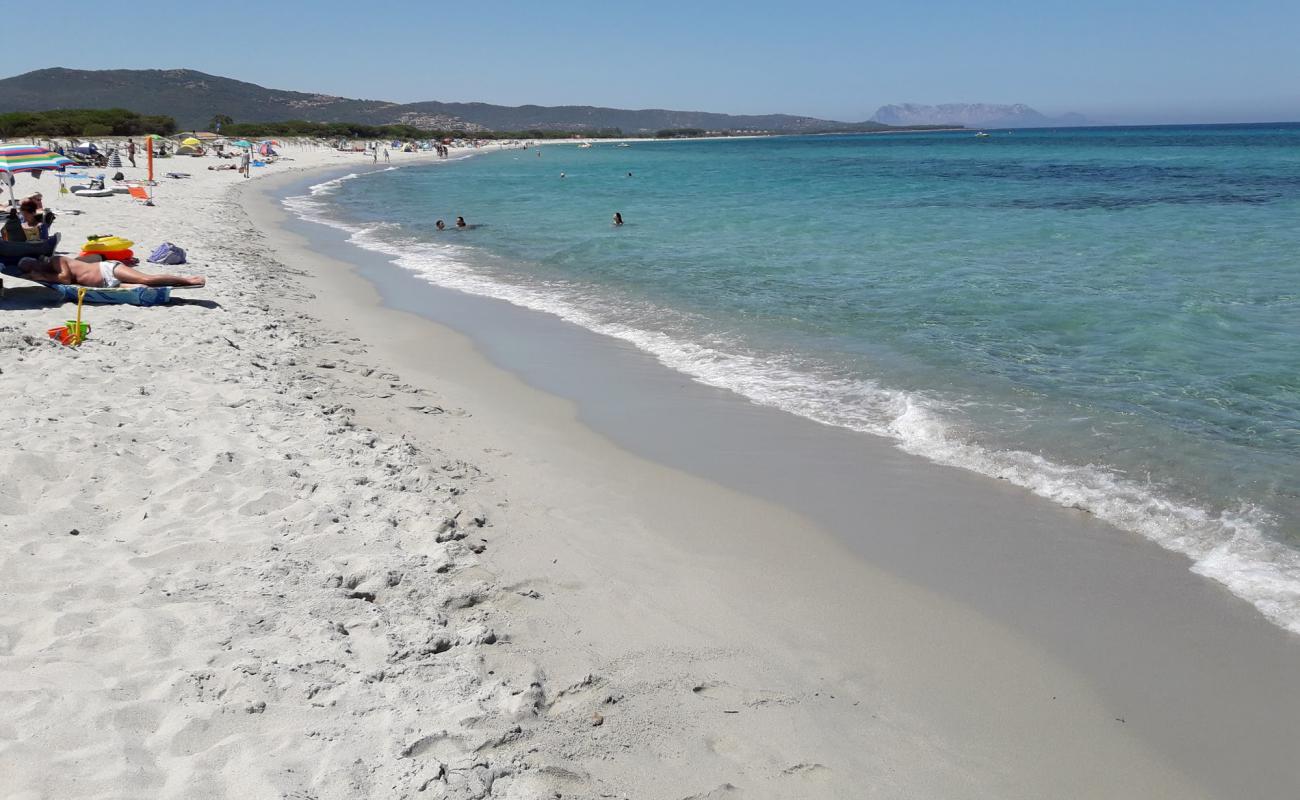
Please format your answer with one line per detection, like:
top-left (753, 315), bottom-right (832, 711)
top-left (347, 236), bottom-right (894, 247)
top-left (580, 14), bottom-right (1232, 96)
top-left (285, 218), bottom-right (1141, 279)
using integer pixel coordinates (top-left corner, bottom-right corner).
top-left (100, 260), bottom-right (122, 288)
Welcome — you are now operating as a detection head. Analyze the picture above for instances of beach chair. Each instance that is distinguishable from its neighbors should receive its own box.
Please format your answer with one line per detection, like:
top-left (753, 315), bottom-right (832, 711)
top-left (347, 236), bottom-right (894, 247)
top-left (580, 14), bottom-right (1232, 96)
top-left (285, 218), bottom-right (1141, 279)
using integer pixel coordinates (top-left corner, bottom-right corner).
top-left (128, 186), bottom-right (154, 206)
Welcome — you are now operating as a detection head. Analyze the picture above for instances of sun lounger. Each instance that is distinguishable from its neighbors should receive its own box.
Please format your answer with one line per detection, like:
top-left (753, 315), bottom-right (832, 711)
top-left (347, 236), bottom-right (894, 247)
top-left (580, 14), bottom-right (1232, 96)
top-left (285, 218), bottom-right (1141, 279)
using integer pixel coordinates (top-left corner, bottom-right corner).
top-left (128, 186), bottom-right (154, 206)
top-left (0, 233), bottom-right (60, 269)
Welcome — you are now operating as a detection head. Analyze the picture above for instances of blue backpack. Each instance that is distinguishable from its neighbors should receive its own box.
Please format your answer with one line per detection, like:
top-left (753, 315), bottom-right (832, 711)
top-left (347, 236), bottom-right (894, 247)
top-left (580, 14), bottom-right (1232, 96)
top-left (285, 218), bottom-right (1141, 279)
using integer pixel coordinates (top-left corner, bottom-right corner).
top-left (148, 242), bottom-right (187, 265)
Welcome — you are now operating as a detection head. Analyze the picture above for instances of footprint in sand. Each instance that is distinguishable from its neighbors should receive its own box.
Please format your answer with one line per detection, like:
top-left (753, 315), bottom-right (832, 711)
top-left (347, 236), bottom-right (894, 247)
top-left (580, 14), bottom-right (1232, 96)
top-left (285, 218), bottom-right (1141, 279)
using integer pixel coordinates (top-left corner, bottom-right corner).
top-left (690, 680), bottom-right (792, 709)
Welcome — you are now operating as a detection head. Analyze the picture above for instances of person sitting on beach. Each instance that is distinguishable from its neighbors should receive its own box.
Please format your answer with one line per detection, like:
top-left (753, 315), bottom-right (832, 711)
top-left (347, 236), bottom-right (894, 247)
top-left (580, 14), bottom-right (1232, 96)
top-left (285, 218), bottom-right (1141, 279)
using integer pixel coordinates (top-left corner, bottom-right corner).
top-left (435, 219), bottom-right (446, 231)
top-left (15, 254), bottom-right (205, 288)
top-left (613, 212), bottom-right (624, 226)
top-left (19, 200), bottom-right (54, 240)
top-left (456, 216), bottom-right (467, 228)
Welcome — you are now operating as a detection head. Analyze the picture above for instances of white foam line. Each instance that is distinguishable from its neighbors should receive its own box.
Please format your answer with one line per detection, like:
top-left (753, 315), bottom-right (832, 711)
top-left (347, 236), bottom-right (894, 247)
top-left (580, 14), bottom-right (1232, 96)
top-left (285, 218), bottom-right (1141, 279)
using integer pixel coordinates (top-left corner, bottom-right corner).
top-left (284, 180), bottom-right (1300, 636)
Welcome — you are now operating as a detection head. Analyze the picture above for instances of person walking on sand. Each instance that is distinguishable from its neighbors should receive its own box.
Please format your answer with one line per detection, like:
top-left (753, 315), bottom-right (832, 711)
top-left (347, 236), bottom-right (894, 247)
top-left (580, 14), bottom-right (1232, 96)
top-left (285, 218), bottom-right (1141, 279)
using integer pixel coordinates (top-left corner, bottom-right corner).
top-left (16, 254), bottom-right (205, 288)
top-left (239, 149), bottom-right (250, 178)
top-left (127, 138), bottom-right (136, 168)
top-left (383, 148), bottom-right (390, 163)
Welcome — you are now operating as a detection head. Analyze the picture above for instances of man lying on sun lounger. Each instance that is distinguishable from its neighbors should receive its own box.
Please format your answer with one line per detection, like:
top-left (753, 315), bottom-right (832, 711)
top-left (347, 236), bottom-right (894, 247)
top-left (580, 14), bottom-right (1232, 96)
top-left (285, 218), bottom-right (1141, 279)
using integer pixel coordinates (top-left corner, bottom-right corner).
top-left (14, 254), bottom-right (206, 288)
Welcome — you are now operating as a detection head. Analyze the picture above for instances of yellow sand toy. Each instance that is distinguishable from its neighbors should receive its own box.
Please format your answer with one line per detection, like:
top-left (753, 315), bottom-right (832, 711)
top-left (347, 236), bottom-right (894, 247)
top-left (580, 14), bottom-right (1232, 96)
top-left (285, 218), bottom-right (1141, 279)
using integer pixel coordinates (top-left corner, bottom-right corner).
top-left (47, 287), bottom-right (90, 346)
top-left (81, 235), bottom-right (134, 253)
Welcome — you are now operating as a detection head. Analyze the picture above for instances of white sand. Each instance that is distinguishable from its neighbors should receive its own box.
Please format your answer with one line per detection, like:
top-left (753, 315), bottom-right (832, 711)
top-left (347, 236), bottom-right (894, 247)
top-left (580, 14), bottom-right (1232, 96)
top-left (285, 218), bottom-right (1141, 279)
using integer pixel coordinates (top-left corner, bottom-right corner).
top-left (0, 142), bottom-right (1244, 798)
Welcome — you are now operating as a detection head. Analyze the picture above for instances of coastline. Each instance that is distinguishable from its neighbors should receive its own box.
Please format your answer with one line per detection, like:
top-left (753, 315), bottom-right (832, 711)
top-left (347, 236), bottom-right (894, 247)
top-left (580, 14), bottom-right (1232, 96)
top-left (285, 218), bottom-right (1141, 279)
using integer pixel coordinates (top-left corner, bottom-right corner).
top-left (1, 144), bottom-right (1297, 797)
top-left (250, 154), bottom-right (1300, 794)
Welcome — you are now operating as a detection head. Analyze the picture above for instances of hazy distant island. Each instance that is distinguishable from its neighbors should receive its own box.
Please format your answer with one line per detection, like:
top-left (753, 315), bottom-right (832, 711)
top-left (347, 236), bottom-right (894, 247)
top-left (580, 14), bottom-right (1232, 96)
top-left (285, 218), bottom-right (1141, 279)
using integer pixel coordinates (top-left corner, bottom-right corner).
top-left (872, 102), bottom-right (1088, 129)
top-left (0, 68), bottom-right (957, 138)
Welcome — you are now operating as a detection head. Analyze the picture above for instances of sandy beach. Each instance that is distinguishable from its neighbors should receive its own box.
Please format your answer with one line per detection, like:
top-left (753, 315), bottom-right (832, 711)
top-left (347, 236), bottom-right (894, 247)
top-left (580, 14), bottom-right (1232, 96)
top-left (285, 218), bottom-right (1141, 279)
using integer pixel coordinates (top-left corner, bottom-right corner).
top-left (2, 141), bottom-right (1298, 799)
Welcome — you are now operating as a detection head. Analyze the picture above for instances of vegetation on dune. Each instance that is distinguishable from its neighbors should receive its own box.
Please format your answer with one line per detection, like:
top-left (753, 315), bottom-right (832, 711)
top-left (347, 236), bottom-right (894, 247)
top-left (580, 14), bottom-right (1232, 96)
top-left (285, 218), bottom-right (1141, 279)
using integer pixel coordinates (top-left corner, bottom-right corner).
top-left (220, 119), bottom-right (626, 141)
top-left (0, 106), bottom-right (955, 143)
top-left (0, 109), bottom-right (622, 141)
top-left (0, 108), bottom-right (177, 138)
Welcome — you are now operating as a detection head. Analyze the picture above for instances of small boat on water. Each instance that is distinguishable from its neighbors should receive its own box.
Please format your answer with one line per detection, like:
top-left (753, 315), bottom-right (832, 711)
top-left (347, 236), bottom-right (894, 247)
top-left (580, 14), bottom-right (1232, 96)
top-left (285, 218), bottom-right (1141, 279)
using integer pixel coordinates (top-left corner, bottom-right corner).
top-left (577, 142), bottom-right (593, 149)
top-left (975, 131), bottom-right (991, 138)
top-left (616, 143), bottom-right (631, 148)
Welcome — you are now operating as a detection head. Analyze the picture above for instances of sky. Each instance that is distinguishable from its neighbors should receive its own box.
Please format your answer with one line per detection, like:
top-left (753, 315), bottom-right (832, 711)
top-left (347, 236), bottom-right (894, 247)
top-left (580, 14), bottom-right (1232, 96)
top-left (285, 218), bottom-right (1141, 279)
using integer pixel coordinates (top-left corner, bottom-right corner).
top-left (13, 0), bottom-right (1299, 124)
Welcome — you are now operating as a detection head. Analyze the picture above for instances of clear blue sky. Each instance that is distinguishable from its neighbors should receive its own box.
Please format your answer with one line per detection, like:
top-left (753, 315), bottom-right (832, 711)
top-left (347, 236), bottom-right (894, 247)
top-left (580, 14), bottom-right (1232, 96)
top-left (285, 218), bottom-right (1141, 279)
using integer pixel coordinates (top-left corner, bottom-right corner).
top-left (17, 0), bottom-right (1299, 123)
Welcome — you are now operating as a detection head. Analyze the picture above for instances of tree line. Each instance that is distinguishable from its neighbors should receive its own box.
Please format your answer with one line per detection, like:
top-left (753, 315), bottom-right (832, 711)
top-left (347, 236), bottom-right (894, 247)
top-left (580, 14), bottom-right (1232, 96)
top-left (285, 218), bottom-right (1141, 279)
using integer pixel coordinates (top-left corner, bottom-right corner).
top-left (0, 108), bottom-right (178, 138)
top-left (218, 119), bottom-right (628, 141)
top-left (0, 107), bottom-right (647, 141)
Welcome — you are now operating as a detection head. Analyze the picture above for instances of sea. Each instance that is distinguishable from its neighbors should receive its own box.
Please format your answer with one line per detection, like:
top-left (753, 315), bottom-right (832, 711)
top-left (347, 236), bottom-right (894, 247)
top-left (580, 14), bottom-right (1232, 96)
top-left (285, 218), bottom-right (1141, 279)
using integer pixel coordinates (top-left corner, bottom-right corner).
top-left (285, 124), bottom-right (1300, 633)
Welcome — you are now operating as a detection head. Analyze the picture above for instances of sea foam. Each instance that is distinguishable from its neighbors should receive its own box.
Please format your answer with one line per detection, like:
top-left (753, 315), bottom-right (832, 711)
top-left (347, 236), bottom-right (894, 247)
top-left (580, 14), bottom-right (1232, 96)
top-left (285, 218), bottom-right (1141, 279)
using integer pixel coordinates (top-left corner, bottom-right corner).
top-left (284, 172), bottom-right (1300, 635)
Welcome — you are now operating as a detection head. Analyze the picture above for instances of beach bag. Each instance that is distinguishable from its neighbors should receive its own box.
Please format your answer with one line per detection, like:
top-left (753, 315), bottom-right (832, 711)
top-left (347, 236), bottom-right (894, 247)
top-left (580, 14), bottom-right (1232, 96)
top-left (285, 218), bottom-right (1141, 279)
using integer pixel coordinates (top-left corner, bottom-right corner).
top-left (148, 242), bottom-right (187, 265)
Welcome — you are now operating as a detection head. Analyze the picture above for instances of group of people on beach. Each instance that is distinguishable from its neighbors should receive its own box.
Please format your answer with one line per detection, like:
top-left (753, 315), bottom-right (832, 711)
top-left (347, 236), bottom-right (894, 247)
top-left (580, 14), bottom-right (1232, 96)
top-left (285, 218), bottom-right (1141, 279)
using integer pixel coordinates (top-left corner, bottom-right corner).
top-left (0, 190), bottom-right (205, 289)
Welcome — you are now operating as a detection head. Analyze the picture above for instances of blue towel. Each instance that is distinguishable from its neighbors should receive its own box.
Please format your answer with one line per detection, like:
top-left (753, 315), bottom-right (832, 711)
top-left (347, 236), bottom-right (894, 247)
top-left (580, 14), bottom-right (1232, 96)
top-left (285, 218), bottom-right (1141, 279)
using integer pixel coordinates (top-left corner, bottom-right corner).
top-left (43, 283), bottom-right (173, 306)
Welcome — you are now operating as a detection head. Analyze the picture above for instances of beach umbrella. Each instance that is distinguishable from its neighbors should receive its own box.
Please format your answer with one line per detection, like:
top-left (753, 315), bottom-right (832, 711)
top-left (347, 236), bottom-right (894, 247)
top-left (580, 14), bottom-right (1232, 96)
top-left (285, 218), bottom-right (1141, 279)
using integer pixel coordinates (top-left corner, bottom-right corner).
top-left (181, 137), bottom-right (201, 147)
top-left (0, 143), bottom-right (71, 205)
top-left (107, 148), bottom-right (122, 169)
top-left (232, 140), bottom-right (252, 148)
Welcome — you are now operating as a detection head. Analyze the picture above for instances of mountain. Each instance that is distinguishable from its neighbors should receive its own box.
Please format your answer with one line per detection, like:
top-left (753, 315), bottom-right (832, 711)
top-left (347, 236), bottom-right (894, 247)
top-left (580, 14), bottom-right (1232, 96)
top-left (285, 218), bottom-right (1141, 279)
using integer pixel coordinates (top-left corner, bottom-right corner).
top-left (0, 68), bottom-right (406, 128)
top-left (0, 68), bottom-right (927, 135)
top-left (361, 100), bottom-right (891, 136)
top-left (872, 103), bottom-right (1086, 129)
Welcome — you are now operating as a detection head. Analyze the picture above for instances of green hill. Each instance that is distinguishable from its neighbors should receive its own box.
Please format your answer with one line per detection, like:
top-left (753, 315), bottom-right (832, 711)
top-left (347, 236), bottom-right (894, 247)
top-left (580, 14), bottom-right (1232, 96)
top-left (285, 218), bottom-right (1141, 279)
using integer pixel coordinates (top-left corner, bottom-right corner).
top-left (0, 67), bottom-right (925, 135)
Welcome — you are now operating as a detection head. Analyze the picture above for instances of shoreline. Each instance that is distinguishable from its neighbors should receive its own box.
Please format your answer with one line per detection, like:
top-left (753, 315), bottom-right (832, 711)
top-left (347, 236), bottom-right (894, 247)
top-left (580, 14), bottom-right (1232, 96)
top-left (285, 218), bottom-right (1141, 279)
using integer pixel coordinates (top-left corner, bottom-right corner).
top-left (292, 144), bottom-right (1300, 639)
top-left (1, 143), bottom-right (1297, 797)
top-left (249, 155), bottom-right (1300, 793)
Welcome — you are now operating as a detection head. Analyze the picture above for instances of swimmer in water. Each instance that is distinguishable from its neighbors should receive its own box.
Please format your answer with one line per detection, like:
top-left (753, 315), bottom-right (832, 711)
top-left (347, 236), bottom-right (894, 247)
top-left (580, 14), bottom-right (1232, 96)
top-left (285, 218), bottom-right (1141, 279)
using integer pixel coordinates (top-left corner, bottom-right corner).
top-left (559, 172), bottom-right (566, 179)
top-left (613, 212), bottom-right (624, 226)
top-left (435, 219), bottom-right (446, 231)
top-left (456, 216), bottom-right (467, 228)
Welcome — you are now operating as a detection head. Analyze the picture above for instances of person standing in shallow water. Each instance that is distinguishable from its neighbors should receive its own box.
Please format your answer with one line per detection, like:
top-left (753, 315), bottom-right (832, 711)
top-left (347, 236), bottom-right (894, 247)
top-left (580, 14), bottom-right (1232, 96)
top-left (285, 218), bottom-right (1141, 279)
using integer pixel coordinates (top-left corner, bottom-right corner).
top-left (613, 212), bottom-right (624, 226)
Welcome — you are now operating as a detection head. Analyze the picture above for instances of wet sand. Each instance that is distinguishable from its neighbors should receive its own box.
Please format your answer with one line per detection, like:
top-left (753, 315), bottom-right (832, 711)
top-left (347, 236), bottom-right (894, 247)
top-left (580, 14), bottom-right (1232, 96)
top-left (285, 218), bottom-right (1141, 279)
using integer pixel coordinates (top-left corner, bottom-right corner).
top-left (242, 164), bottom-right (1300, 797)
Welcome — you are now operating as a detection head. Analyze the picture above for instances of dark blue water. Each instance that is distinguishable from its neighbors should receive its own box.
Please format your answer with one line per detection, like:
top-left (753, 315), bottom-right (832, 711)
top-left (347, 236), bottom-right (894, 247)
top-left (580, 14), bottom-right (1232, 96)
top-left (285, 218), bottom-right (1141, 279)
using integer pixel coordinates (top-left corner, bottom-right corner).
top-left (288, 125), bottom-right (1300, 632)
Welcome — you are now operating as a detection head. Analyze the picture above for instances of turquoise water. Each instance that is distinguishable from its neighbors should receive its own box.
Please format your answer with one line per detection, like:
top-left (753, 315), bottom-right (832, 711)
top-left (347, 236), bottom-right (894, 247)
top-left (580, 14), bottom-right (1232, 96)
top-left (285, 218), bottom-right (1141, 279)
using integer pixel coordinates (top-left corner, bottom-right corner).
top-left (288, 125), bottom-right (1300, 631)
